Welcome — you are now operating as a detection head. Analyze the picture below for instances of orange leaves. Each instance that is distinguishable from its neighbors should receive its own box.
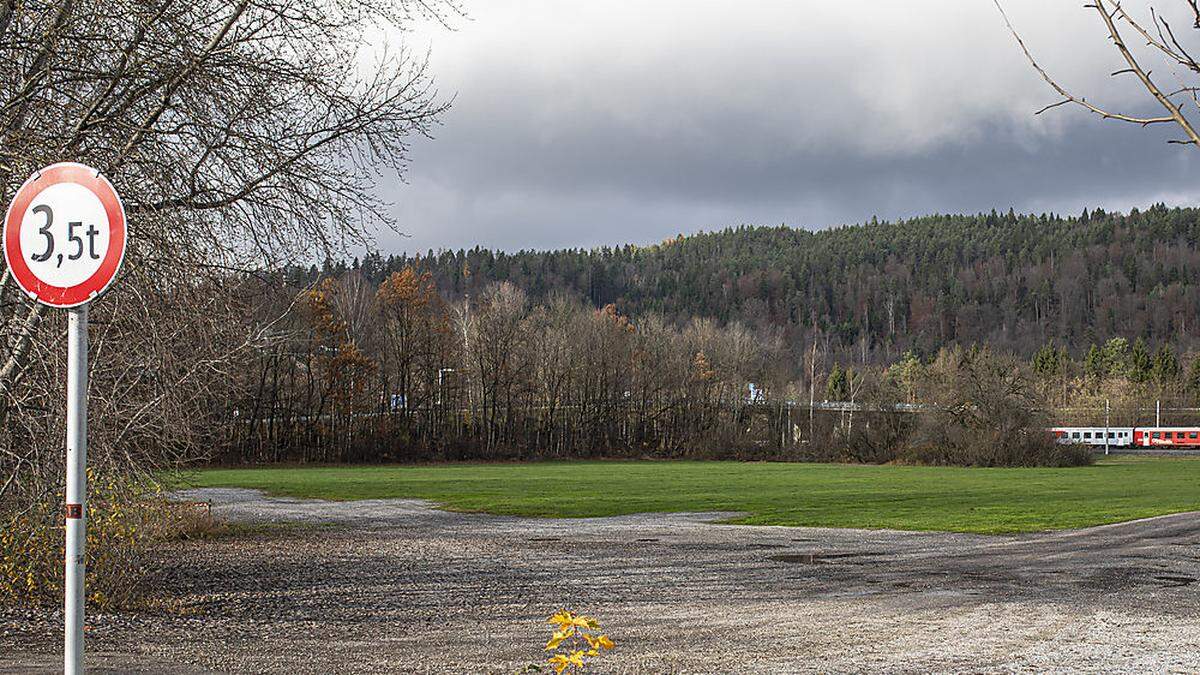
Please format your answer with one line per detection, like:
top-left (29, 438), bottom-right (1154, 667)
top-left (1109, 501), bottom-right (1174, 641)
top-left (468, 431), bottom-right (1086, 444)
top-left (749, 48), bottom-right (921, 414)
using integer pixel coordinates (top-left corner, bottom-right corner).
top-left (304, 278), bottom-right (346, 338)
top-left (300, 265), bottom-right (453, 418)
top-left (543, 610), bottom-right (614, 673)
top-left (327, 342), bottom-right (374, 374)
top-left (302, 277), bottom-right (377, 407)
top-left (692, 350), bottom-right (716, 382)
top-left (376, 267), bottom-right (433, 310)
top-left (376, 266), bottom-right (451, 340)
top-left (596, 303), bottom-right (635, 333)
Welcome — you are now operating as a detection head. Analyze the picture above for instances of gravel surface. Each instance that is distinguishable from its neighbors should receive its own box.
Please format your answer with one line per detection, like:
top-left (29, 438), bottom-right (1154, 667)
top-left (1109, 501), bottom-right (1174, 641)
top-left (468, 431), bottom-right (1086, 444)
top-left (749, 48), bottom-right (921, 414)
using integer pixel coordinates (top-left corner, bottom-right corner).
top-left (4, 488), bottom-right (1200, 673)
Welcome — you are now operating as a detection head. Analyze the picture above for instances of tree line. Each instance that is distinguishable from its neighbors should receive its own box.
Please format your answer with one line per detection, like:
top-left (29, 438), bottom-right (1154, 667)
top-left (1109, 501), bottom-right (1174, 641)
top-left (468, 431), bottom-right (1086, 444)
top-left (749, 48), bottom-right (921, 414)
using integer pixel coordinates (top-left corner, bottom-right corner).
top-left (229, 269), bottom-right (793, 462)
top-left (228, 260), bottom-right (1199, 466)
top-left (290, 205), bottom-right (1200, 366)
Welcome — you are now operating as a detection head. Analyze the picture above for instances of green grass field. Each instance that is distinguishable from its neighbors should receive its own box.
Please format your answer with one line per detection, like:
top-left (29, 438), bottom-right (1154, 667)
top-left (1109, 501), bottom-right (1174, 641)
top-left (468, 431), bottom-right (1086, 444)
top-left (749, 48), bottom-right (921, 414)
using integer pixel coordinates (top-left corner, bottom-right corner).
top-left (185, 457), bottom-right (1200, 534)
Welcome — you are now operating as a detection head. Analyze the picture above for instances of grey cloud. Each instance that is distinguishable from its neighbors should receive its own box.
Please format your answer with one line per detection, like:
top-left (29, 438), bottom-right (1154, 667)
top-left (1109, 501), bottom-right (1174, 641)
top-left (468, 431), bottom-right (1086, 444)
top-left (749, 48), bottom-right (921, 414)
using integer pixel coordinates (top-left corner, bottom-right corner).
top-left (372, 0), bottom-right (1200, 254)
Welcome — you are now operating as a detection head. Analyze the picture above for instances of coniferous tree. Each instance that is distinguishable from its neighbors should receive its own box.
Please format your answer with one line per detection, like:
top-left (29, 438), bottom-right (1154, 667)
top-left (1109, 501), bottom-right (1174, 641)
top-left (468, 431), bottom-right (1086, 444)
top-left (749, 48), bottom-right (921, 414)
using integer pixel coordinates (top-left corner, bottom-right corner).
top-left (888, 351), bottom-right (923, 403)
top-left (1187, 357), bottom-right (1200, 403)
top-left (1152, 345), bottom-right (1181, 389)
top-left (1031, 341), bottom-right (1070, 404)
top-left (1084, 344), bottom-right (1106, 384)
top-left (826, 363), bottom-right (848, 401)
top-left (1129, 338), bottom-right (1152, 384)
top-left (1031, 342), bottom-right (1066, 380)
top-left (1102, 338), bottom-right (1130, 379)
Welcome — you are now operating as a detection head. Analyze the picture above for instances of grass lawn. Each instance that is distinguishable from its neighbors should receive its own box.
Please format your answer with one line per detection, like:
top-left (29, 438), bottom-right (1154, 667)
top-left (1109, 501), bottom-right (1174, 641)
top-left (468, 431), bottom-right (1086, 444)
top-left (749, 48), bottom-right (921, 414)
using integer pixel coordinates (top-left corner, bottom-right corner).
top-left (183, 457), bottom-right (1200, 534)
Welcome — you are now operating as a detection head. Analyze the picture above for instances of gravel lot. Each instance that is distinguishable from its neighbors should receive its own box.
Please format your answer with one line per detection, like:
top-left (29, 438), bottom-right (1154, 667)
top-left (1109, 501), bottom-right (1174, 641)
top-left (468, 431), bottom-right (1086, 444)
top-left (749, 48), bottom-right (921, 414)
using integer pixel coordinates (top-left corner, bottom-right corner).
top-left (4, 488), bottom-right (1200, 673)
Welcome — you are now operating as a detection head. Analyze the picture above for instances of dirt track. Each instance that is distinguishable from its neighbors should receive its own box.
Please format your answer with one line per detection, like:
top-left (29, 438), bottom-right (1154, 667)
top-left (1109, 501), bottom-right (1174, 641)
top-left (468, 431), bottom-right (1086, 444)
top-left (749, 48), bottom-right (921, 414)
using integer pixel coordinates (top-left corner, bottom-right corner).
top-left (4, 488), bottom-right (1200, 673)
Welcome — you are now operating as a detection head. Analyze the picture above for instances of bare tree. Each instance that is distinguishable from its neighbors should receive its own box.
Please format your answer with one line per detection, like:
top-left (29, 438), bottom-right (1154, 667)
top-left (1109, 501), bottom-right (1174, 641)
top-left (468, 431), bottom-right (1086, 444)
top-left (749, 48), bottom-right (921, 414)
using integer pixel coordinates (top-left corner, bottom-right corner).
top-left (805, 329), bottom-right (826, 442)
top-left (466, 282), bottom-right (529, 452)
top-left (0, 1), bottom-right (455, 409)
top-left (0, 0), bottom-right (454, 479)
top-left (997, 0), bottom-right (1200, 146)
top-left (0, 0), bottom-right (456, 605)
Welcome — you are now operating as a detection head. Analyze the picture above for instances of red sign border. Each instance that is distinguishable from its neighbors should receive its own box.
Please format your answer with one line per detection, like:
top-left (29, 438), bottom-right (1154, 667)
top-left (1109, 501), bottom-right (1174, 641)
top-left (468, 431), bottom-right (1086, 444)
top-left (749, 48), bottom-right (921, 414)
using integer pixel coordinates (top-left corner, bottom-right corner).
top-left (3, 162), bottom-right (127, 308)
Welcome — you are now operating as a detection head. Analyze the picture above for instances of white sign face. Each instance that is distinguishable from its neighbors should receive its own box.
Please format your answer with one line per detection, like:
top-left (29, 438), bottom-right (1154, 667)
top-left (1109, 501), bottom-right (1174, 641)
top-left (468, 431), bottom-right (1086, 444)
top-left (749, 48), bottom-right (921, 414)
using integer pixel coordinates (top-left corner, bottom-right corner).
top-left (17, 182), bottom-right (112, 288)
top-left (3, 162), bottom-right (127, 308)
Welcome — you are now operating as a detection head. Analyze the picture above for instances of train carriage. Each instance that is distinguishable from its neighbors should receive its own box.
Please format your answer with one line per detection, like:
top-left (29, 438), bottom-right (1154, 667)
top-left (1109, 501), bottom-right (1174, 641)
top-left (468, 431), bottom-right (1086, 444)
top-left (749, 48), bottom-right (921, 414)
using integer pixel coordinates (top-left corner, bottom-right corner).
top-left (1133, 428), bottom-right (1200, 448)
top-left (1051, 426), bottom-right (1200, 449)
top-left (1051, 427), bottom-right (1133, 448)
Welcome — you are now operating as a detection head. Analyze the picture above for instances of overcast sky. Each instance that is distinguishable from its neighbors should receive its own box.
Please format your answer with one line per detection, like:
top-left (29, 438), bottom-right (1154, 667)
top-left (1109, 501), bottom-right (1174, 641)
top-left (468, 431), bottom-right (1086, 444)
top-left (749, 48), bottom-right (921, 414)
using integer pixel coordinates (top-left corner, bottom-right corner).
top-left (375, 0), bottom-right (1200, 255)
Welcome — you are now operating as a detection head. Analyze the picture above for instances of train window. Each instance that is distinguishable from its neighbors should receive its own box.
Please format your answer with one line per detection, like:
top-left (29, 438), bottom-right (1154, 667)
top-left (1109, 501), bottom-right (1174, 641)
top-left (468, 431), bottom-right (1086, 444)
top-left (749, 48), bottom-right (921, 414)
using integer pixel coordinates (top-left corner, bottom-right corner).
top-left (1153, 432), bottom-right (1162, 439)
top-left (1178, 432), bottom-right (1186, 439)
top-left (1072, 432), bottom-right (1080, 439)
top-left (1108, 432), bottom-right (1116, 438)
top-left (1191, 433), bottom-right (1198, 440)
top-left (1084, 432), bottom-right (1092, 439)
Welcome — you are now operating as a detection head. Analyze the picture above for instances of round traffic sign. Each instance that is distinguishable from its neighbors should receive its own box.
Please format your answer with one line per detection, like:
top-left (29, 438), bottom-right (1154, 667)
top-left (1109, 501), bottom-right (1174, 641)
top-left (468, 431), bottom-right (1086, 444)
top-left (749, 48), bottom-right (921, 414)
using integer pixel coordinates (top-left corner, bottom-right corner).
top-left (3, 162), bottom-right (127, 308)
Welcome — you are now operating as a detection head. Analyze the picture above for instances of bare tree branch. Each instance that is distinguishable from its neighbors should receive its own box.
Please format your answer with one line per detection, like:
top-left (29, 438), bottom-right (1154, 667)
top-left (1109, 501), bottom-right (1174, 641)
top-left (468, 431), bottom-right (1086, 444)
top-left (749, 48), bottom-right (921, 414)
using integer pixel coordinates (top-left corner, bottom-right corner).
top-left (995, 0), bottom-right (1178, 126)
top-left (996, 0), bottom-right (1200, 146)
top-left (1092, 0), bottom-right (1200, 144)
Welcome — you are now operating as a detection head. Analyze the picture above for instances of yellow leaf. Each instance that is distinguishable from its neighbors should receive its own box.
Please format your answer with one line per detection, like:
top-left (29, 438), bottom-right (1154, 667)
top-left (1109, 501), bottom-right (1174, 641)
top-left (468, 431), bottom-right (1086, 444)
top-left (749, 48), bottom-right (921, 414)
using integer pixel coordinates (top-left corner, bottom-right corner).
top-left (547, 655), bottom-right (569, 675)
top-left (545, 631), bottom-right (568, 650)
top-left (572, 615), bottom-right (600, 630)
top-left (568, 651), bottom-right (586, 666)
top-left (597, 635), bottom-right (615, 649)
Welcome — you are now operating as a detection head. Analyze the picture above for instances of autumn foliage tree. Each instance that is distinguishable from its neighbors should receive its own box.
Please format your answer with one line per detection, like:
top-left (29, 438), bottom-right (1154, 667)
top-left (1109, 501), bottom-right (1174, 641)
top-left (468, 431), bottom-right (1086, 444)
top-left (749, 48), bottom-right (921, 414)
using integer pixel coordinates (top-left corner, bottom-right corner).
top-left (376, 267), bottom-right (450, 416)
top-left (303, 279), bottom-right (376, 459)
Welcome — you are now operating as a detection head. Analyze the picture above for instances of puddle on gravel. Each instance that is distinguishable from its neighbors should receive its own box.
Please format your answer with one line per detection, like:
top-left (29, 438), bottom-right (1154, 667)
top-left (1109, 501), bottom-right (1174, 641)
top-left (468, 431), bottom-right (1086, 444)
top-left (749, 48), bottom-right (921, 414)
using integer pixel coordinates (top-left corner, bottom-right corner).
top-left (1153, 574), bottom-right (1197, 588)
top-left (770, 552), bottom-right (879, 564)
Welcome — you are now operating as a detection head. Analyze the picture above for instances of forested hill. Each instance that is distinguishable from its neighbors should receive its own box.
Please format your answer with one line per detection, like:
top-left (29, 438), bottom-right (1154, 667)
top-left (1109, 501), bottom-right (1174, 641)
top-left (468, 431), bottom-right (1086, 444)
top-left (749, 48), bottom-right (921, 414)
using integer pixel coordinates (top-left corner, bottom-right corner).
top-left (295, 204), bottom-right (1200, 359)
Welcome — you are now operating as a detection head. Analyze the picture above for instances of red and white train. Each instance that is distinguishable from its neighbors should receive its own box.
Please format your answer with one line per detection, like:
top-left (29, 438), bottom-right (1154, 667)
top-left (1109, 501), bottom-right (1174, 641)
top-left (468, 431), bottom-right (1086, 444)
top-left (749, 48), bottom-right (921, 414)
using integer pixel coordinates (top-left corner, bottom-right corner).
top-left (1051, 427), bottom-right (1200, 449)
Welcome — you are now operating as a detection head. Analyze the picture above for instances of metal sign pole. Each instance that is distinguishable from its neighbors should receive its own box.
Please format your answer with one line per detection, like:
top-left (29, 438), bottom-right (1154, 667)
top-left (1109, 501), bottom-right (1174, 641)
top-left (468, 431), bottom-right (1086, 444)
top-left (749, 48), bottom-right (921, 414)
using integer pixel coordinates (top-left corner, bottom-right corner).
top-left (4, 162), bottom-right (125, 675)
top-left (64, 305), bottom-right (88, 675)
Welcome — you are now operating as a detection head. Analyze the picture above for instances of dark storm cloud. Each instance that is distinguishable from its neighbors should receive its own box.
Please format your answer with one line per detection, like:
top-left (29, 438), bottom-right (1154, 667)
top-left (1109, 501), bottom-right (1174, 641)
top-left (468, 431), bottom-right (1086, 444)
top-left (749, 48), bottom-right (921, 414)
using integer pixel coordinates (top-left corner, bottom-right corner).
top-left (375, 1), bottom-right (1200, 254)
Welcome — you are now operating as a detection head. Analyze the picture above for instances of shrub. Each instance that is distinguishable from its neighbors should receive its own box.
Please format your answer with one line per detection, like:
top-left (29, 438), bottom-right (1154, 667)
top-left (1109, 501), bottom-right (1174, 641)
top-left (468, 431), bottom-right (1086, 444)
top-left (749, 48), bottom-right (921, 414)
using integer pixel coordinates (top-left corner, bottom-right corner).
top-left (839, 372), bottom-right (912, 464)
top-left (904, 345), bottom-right (1093, 467)
top-left (0, 470), bottom-right (195, 610)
